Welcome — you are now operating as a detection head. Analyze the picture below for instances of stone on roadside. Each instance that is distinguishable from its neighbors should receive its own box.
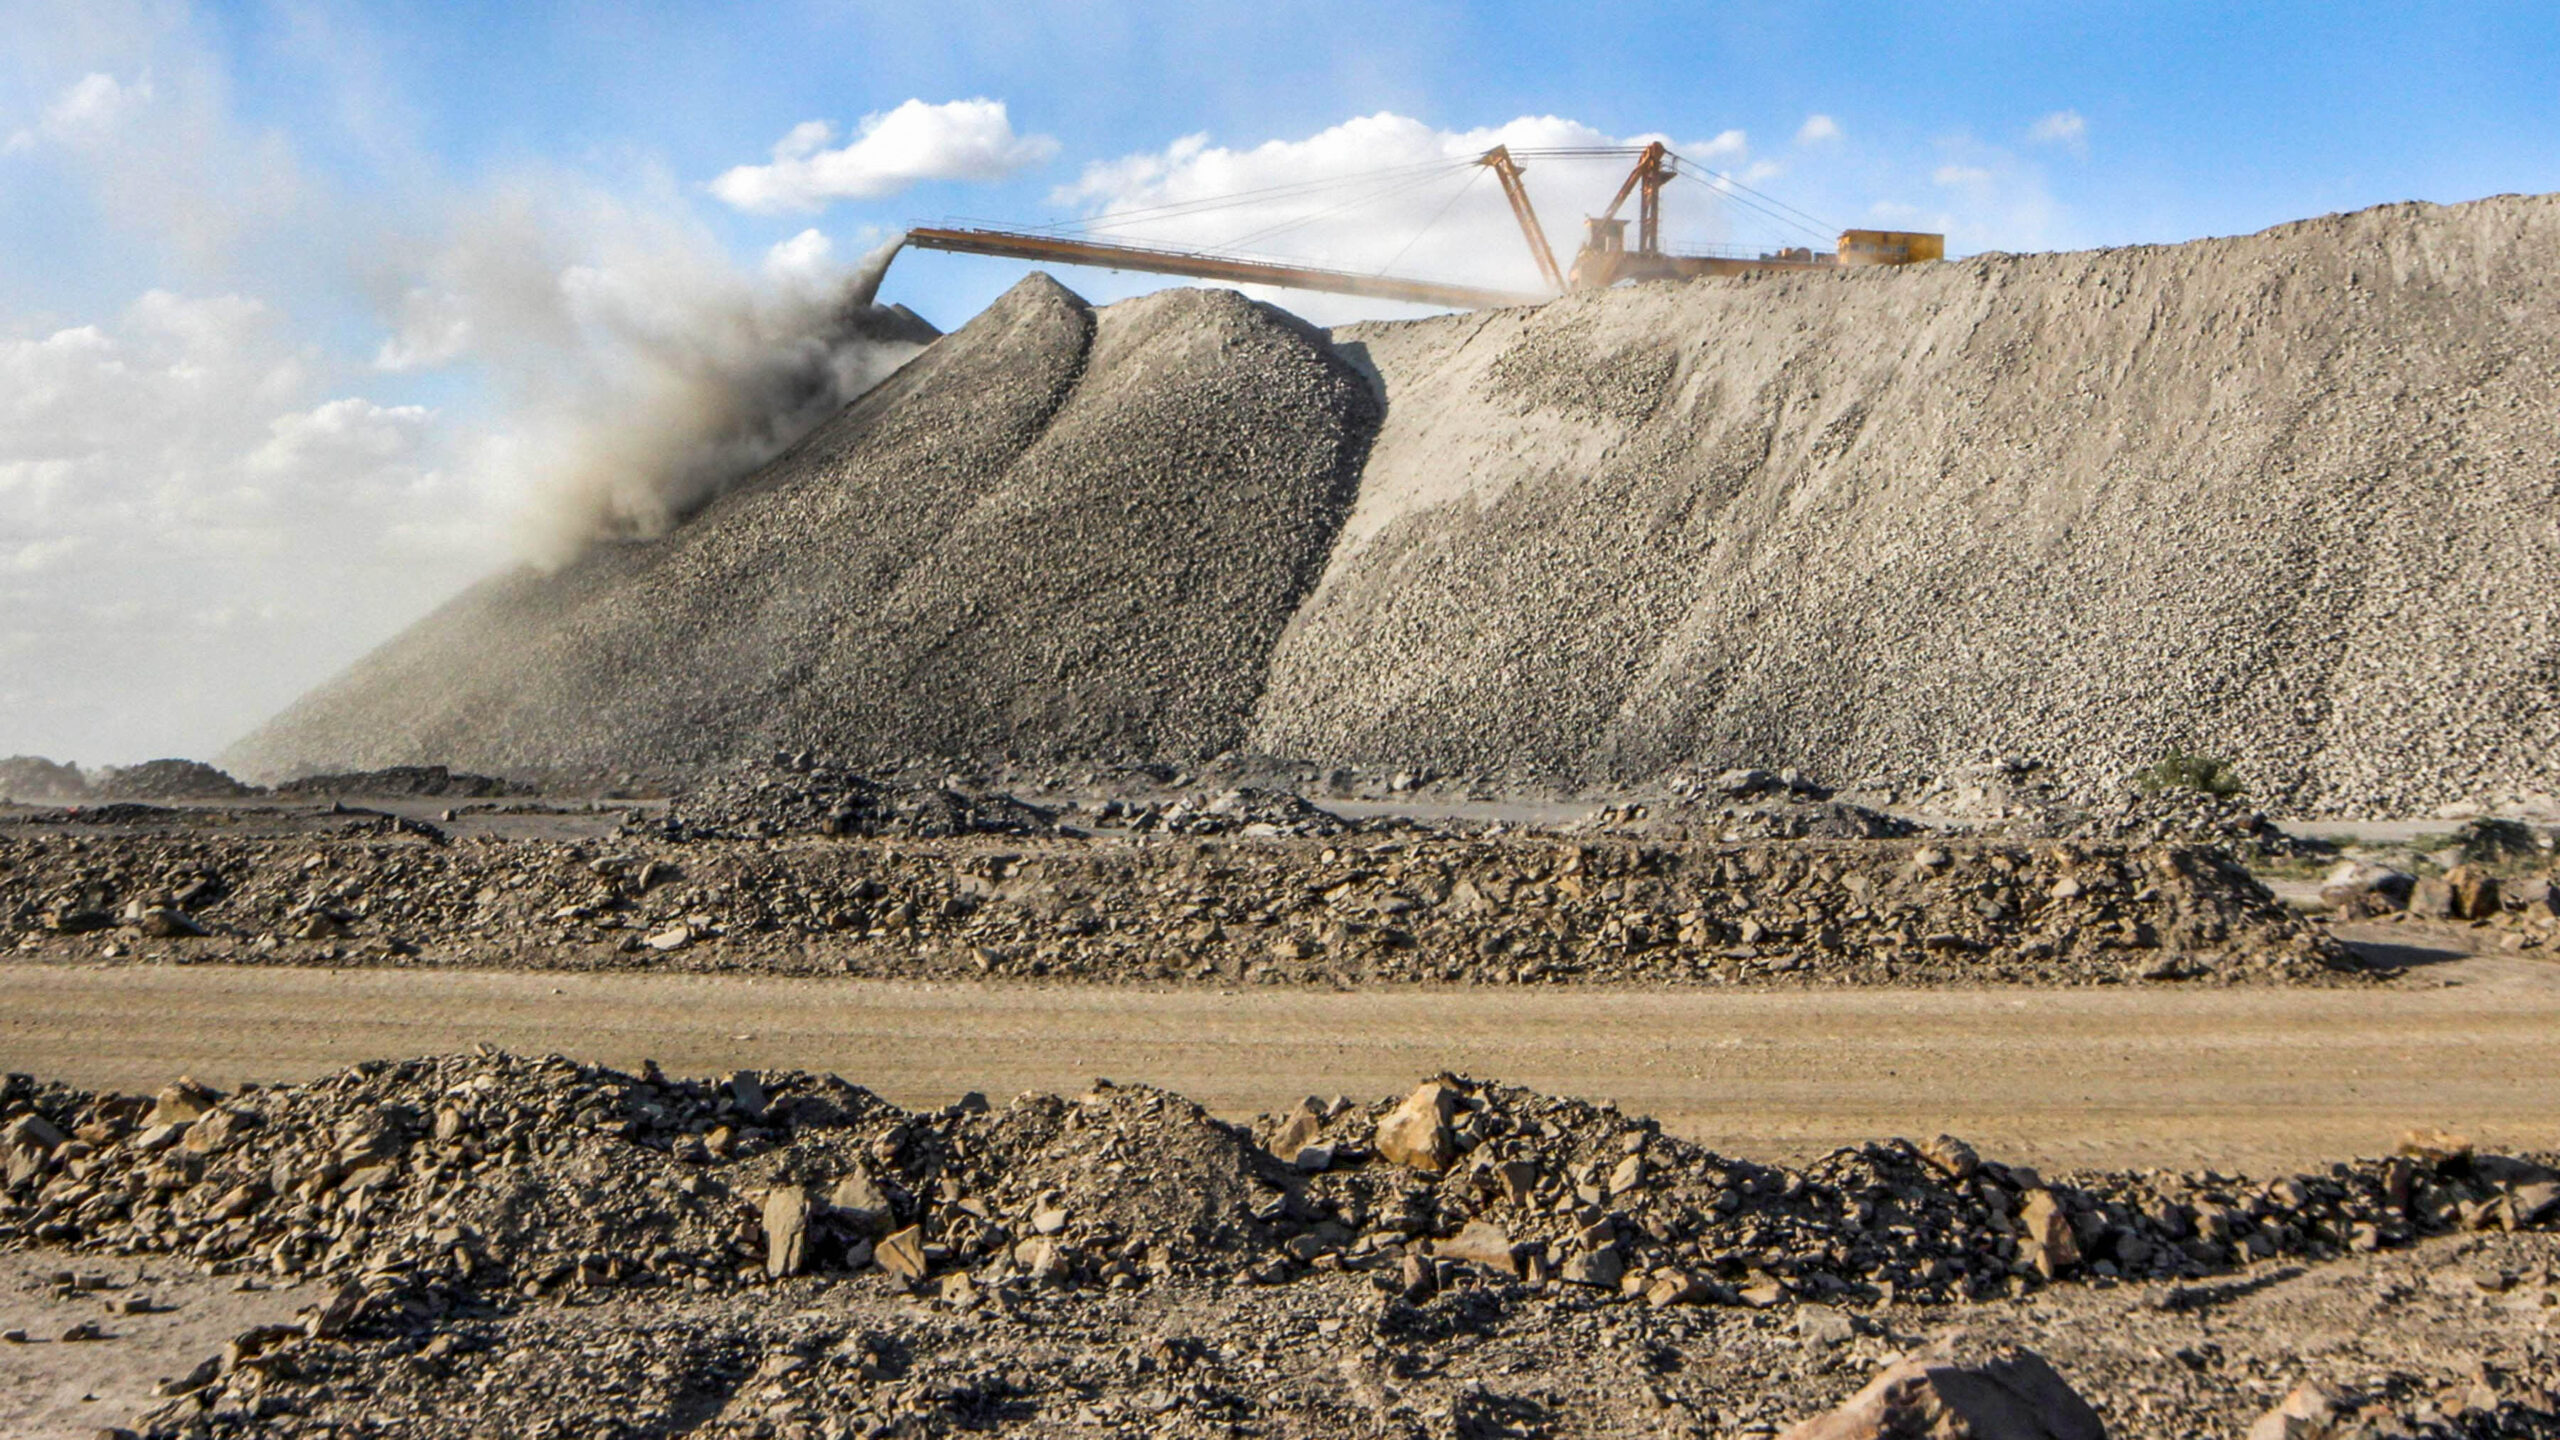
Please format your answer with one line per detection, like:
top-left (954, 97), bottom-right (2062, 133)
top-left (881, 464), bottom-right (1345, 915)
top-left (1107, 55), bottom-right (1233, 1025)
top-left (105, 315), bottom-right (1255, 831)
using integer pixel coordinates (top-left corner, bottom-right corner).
top-left (148, 1077), bottom-right (221, 1128)
top-left (2408, 877), bottom-right (2455, 920)
top-left (4, 1113), bottom-right (66, 1154)
top-left (828, 1170), bottom-right (889, 1230)
top-left (303, 1280), bottom-right (365, 1340)
top-left (1272, 1103), bottom-right (1323, 1160)
top-left (1778, 1348), bottom-right (2104, 1440)
top-left (1560, 1247), bottom-right (1624, 1289)
top-left (1438, 1220), bottom-right (1518, 1276)
top-left (1644, 1270), bottom-right (1712, 1307)
top-left (2017, 1189), bottom-right (2081, 1278)
top-left (2319, 861), bottom-right (2412, 915)
top-left (1608, 1152), bottom-right (1646, 1193)
top-left (1794, 1304), bottom-right (1855, 1346)
top-left (135, 906), bottom-right (206, 938)
top-left (1373, 1080), bottom-right (1462, 1172)
top-left (875, 1225), bottom-right (929, 1284)
top-left (762, 1184), bottom-right (810, 1279)
top-left (2445, 864), bottom-right (2501, 920)
top-left (1922, 1134), bottom-right (1980, 1181)
top-left (2505, 1179), bottom-right (2560, 1228)
top-left (1012, 1237), bottom-right (1065, 1284)
top-left (2247, 1382), bottom-right (2349, 1440)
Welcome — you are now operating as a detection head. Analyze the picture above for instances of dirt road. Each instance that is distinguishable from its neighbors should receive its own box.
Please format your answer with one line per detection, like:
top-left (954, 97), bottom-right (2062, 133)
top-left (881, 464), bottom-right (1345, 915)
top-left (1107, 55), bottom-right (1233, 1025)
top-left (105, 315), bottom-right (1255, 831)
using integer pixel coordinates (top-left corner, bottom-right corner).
top-left (8, 939), bottom-right (2556, 1173)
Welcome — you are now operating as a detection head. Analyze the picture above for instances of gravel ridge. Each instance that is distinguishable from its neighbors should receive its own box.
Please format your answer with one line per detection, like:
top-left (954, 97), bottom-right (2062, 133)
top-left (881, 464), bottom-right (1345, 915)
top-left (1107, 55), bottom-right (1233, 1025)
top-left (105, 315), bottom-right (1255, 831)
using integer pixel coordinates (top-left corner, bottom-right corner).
top-left (4, 1056), bottom-right (2554, 1438)
top-left (231, 192), bottom-right (2560, 817)
top-left (228, 275), bottom-right (1375, 782)
top-left (0, 828), bottom-right (2350, 986)
top-left (1264, 192), bottom-right (2560, 814)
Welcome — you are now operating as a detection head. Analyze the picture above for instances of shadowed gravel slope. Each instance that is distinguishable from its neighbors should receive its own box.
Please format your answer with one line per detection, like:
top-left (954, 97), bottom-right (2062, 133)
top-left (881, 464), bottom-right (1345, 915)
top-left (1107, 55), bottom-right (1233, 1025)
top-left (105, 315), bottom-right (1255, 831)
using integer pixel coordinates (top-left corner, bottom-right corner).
top-left (231, 276), bottom-right (1374, 779)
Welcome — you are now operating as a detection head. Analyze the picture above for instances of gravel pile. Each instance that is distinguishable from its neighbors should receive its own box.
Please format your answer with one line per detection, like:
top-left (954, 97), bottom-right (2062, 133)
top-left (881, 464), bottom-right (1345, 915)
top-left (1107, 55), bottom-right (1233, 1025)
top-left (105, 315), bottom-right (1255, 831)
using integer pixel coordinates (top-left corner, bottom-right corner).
top-left (1573, 768), bottom-right (1921, 843)
top-left (657, 755), bottom-right (1058, 840)
top-left (229, 274), bottom-right (1376, 783)
top-left (2067, 788), bottom-right (2322, 859)
top-left (1075, 786), bottom-right (1352, 838)
top-left (92, 761), bottom-right (260, 802)
top-left (227, 195), bottom-right (2560, 817)
top-left (272, 767), bottom-right (523, 800)
top-left (4, 1058), bottom-right (2554, 1439)
top-left (0, 830), bottom-right (2351, 985)
top-left (0, 755), bottom-right (89, 802)
top-left (1261, 193), bottom-right (2560, 816)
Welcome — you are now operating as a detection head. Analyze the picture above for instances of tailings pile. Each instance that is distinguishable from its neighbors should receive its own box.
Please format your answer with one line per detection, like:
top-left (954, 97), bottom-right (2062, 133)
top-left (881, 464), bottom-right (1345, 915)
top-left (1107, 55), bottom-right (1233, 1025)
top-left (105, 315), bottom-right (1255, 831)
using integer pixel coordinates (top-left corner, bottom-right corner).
top-left (655, 755), bottom-right (1057, 840)
top-left (232, 194), bottom-right (2560, 817)
top-left (1257, 194), bottom-right (2560, 815)
top-left (230, 275), bottom-right (1374, 783)
top-left (3, 1058), bottom-right (2554, 1438)
top-left (0, 830), bottom-right (2349, 985)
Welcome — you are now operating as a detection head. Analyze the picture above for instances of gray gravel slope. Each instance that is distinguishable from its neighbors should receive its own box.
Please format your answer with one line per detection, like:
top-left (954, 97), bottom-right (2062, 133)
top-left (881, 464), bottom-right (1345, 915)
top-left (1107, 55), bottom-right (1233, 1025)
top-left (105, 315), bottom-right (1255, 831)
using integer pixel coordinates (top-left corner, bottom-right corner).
top-left (230, 275), bottom-right (1373, 779)
top-left (239, 194), bottom-right (2560, 814)
top-left (1260, 193), bottom-right (2560, 813)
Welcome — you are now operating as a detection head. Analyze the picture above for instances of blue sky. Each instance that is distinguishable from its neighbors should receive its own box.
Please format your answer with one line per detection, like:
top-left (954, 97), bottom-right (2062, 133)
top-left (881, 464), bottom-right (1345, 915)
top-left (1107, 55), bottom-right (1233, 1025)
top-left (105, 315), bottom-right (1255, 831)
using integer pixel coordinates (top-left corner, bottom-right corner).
top-left (6, 0), bottom-right (2560, 765)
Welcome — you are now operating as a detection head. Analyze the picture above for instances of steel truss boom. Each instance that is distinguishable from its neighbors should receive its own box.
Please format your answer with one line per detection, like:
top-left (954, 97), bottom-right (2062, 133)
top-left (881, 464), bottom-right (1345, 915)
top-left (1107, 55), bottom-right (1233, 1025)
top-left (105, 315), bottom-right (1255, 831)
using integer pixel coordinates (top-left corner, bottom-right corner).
top-left (903, 227), bottom-right (1546, 311)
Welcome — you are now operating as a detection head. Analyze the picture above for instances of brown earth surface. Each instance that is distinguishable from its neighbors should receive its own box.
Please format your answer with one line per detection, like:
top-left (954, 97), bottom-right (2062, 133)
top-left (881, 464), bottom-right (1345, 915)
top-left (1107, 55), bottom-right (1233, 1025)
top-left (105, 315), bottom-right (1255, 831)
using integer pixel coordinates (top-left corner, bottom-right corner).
top-left (4, 928), bottom-right (2552, 1176)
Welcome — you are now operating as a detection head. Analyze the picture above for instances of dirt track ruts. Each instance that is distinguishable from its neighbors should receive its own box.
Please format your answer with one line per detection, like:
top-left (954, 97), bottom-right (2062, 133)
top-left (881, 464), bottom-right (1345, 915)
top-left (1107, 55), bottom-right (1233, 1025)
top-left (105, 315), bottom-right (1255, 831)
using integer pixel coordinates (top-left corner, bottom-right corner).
top-left (7, 939), bottom-right (2555, 1174)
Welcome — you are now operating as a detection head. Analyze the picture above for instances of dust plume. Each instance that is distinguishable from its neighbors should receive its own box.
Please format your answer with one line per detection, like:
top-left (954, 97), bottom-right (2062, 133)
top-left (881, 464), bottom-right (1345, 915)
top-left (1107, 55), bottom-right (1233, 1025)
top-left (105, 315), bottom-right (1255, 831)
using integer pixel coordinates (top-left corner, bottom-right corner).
top-left (511, 234), bottom-right (926, 564)
top-left (375, 197), bottom-right (930, 568)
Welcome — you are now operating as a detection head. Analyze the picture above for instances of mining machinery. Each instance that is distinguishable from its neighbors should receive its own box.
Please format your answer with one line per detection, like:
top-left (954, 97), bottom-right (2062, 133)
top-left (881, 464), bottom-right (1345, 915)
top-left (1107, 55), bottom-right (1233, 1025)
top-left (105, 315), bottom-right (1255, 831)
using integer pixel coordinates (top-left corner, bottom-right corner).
top-left (904, 140), bottom-right (1942, 311)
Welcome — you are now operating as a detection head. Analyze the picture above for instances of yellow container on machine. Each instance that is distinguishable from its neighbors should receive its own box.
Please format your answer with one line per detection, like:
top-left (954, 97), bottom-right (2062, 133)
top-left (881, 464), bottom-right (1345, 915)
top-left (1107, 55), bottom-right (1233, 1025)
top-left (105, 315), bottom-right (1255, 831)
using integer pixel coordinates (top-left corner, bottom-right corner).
top-left (1835, 229), bottom-right (1945, 266)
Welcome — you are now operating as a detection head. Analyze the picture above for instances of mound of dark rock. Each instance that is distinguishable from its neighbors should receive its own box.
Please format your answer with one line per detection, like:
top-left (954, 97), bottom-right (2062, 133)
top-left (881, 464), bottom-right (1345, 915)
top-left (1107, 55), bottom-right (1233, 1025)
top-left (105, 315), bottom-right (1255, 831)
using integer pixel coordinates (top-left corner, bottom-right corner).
top-left (659, 755), bottom-right (1057, 840)
top-left (90, 759), bottom-right (259, 801)
top-left (8, 1059), bottom-right (2555, 1440)
top-left (0, 755), bottom-right (88, 802)
top-left (1081, 786), bottom-right (1350, 838)
top-left (231, 274), bottom-right (1377, 782)
top-left (2071, 788), bottom-right (2319, 859)
top-left (274, 765), bottom-right (526, 799)
top-left (1579, 769), bottom-right (1921, 842)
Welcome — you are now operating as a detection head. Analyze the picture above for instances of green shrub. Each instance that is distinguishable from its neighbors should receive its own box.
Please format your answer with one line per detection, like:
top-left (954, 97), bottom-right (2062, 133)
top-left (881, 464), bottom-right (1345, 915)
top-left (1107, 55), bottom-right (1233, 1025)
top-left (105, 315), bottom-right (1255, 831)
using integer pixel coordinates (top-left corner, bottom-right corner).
top-left (2135, 751), bottom-right (2247, 798)
top-left (2454, 817), bottom-right (2541, 865)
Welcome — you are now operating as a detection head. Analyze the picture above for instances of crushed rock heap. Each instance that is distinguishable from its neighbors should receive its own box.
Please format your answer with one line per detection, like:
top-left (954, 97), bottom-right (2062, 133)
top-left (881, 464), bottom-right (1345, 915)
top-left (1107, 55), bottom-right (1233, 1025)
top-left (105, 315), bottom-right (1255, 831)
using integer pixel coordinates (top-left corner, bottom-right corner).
top-left (228, 193), bottom-right (2560, 818)
top-left (655, 754), bottom-right (1059, 840)
top-left (231, 275), bottom-right (1374, 785)
top-left (0, 829), bottom-right (2352, 986)
top-left (3, 1057), bottom-right (2554, 1439)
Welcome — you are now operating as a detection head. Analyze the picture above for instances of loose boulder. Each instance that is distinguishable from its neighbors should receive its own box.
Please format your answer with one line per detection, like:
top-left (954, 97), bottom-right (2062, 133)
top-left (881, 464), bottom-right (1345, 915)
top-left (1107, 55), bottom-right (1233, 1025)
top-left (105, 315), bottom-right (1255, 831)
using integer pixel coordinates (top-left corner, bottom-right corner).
top-left (1779, 1349), bottom-right (2105, 1440)
top-left (1374, 1080), bottom-right (1461, 1172)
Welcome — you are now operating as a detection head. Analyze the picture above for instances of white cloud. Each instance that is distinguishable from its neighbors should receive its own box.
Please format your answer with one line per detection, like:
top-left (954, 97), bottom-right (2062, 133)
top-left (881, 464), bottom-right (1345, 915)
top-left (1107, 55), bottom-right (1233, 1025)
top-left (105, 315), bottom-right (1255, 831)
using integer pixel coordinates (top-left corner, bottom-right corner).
top-left (762, 228), bottom-right (836, 284)
top-left (7, 71), bottom-right (157, 162)
top-left (0, 3), bottom-right (939, 764)
top-left (246, 397), bottom-right (434, 482)
top-left (1051, 112), bottom-right (1814, 321)
top-left (8, 30), bottom-right (308, 272)
top-left (1933, 164), bottom-right (1994, 186)
top-left (1694, 128), bottom-right (1749, 161)
top-left (2030, 109), bottom-right (2088, 148)
top-left (1796, 114), bottom-right (1842, 145)
top-left (711, 99), bottom-right (1059, 213)
top-left (40, 70), bottom-right (156, 143)
top-left (0, 286), bottom-right (480, 761)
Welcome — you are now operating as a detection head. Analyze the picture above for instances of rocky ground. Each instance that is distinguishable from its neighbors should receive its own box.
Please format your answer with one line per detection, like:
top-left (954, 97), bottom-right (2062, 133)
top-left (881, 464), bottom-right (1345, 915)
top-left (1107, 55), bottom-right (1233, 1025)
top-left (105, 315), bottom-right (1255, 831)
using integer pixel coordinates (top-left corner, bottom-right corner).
top-left (6, 774), bottom-right (2555, 1435)
top-left (1, 1055), bottom-right (2554, 1439)
top-left (0, 799), bottom-right (2350, 986)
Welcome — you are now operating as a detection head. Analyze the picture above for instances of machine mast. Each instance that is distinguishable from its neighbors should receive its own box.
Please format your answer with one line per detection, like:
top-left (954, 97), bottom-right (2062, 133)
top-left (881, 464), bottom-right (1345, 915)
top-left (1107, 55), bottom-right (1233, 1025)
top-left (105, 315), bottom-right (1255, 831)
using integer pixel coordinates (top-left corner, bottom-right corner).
top-left (904, 141), bottom-right (1944, 313)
